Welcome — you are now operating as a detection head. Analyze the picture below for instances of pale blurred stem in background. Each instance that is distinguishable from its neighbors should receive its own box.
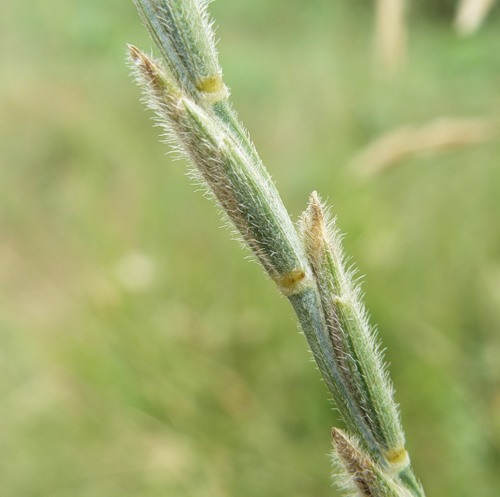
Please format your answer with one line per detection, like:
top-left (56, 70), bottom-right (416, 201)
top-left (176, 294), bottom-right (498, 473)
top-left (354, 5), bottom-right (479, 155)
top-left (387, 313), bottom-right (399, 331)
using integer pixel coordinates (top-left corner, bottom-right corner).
top-left (455, 0), bottom-right (497, 36)
top-left (129, 1), bottom-right (426, 495)
top-left (350, 117), bottom-right (499, 176)
top-left (374, 0), bottom-right (408, 75)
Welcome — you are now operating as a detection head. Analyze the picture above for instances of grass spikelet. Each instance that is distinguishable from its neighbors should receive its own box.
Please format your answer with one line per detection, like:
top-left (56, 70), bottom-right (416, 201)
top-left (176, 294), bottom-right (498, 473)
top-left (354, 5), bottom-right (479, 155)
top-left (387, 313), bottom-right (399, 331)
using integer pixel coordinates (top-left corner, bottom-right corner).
top-left (332, 429), bottom-right (409, 497)
top-left (301, 192), bottom-right (406, 460)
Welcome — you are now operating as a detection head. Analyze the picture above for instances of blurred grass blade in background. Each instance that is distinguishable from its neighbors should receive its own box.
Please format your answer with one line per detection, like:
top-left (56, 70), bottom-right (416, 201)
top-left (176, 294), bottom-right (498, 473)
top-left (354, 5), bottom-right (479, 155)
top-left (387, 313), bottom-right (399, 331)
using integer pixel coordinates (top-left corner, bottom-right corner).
top-left (349, 117), bottom-right (499, 176)
top-left (455, 0), bottom-right (497, 35)
top-left (374, 0), bottom-right (407, 74)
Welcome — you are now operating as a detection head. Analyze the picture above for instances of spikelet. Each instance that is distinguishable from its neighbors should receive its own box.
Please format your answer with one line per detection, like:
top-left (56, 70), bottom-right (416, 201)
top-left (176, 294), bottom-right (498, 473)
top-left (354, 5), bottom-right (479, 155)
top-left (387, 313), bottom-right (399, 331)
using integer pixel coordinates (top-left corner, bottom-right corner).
top-left (300, 192), bottom-right (406, 461)
top-left (332, 429), bottom-right (411, 497)
top-left (129, 45), bottom-right (312, 295)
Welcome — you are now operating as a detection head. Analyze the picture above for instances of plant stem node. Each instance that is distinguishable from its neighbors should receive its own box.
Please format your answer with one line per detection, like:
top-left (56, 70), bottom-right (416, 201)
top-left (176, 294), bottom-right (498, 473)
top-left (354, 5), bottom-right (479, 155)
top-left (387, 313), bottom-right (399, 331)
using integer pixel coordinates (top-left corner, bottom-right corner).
top-left (197, 75), bottom-right (229, 103)
top-left (385, 446), bottom-right (409, 469)
top-left (275, 269), bottom-right (310, 296)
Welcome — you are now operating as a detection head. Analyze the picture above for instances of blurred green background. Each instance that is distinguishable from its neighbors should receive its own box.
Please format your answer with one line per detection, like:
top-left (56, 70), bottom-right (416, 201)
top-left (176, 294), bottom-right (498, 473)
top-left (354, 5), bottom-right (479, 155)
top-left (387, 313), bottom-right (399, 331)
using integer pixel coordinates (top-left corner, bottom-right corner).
top-left (1, 1), bottom-right (499, 496)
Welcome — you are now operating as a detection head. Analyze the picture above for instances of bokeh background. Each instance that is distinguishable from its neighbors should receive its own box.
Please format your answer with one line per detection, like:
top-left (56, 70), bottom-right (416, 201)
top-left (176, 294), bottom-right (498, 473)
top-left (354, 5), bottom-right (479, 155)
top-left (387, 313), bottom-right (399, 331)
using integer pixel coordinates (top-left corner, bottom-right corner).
top-left (1, 1), bottom-right (499, 495)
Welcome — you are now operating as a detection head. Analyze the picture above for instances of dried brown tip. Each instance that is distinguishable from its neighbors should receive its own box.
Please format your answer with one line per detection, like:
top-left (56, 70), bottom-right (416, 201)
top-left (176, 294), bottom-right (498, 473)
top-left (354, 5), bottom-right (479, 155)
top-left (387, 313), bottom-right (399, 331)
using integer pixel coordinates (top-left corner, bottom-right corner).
top-left (303, 191), bottom-right (327, 264)
top-left (127, 44), bottom-right (142, 63)
top-left (128, 44), bottom-right (171, 94)
top-left (308, 191), bottom-right (324, 225)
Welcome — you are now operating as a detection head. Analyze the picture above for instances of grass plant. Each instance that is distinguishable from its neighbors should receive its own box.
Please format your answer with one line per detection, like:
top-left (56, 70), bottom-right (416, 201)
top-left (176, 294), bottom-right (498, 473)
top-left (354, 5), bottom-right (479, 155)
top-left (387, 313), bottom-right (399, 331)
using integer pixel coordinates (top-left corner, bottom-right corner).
top-left (129, 1), bottom-right (426, 495)
top-left (1, 1), bottom-right (499, 495)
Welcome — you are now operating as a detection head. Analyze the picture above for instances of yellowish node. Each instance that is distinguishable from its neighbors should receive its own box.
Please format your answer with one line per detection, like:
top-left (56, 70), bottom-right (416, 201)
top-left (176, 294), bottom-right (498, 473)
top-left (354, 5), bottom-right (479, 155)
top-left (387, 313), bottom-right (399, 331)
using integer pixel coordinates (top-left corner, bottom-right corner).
top-left (197, 75), bottom-right (224, 93)
top-left (385, 447), bottom-right (409, 470)
top-left (276, 269), bottom-right (308, 296)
